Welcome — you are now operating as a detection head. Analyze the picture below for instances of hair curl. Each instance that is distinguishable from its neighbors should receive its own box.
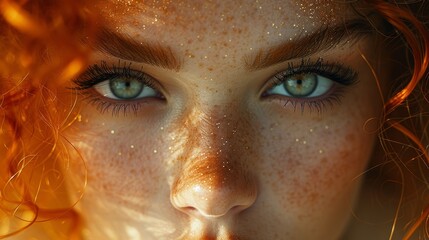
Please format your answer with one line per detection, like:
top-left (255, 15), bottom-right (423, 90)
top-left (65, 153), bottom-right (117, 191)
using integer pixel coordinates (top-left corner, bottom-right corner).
top-left (0, 0), bottom-right (427, 239)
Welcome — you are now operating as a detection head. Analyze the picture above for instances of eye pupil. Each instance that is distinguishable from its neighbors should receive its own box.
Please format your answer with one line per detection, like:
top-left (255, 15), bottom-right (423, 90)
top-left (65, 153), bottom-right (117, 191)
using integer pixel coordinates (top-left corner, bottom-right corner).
top-left (283, 74), bottom-right (317, 97)
top-left (110, 77), bottom-right (144, 99)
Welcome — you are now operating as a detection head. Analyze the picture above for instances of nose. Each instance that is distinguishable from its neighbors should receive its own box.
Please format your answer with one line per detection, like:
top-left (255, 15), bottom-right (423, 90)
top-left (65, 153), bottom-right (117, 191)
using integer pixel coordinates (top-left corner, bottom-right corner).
top-left (171, 157), bottom-right (258, 218)
top-left (170, 109), bottom-right (258, 219)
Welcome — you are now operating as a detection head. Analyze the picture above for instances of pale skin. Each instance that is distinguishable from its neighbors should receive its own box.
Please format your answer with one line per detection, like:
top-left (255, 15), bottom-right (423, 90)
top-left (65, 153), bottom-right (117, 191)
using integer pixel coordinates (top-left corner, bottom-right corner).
top-left (48, 0), bottom-right (393, 239)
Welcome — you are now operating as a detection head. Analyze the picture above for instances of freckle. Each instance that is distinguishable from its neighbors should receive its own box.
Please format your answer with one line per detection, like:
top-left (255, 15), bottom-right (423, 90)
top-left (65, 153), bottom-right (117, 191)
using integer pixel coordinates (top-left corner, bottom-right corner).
top-left (340, 151), bottom-right (350, 159)
top-left (208, 67), bottom-right (213, 71)
top-left (308, 192), bottom-right (319, 203)
top-left (346, 134), bottom-right (356, 141)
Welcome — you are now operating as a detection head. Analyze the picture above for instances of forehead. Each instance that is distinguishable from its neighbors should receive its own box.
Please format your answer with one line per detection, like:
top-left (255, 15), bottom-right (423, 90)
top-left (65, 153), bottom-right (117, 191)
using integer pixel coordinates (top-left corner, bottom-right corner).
top-left (93, 1), bottom-right (358, 73)
top-left (96, 0), bottom-right (352, 34)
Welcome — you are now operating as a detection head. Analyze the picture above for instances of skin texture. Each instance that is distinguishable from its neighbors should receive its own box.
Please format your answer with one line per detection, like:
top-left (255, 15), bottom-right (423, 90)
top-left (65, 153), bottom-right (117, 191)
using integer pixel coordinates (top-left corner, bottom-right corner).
top-left (59, 1), bottom-right (386, 239)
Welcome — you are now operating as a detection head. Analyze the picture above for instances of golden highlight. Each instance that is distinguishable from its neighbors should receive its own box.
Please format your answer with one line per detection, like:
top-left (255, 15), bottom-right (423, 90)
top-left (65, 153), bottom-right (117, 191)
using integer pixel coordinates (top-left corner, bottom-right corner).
top-left (0, 0), bottom-right (427, 239)
top-left (0, 0), bottom-right (98, 238)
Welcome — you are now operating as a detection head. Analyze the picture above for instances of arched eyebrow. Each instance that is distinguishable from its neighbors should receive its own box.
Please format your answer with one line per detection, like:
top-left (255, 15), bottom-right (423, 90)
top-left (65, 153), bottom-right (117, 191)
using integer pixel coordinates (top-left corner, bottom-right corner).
top-left (94, 28), bottom-right (182, 71)
top-left (244, 19), bottom-right (374, 71)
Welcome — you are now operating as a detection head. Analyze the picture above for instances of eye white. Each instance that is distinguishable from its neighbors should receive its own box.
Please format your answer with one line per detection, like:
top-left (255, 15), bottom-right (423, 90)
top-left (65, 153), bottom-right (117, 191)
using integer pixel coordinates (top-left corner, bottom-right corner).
top-left (267, 73), bottom-right (334, 98)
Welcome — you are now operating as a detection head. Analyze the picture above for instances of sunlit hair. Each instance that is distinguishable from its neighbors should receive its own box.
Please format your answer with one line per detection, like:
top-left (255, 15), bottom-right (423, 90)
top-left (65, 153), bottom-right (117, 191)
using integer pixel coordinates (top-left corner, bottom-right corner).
top-left (0, 0), bottom-right (96, 238)
top-left (0, 0), bottom-right (427, 239)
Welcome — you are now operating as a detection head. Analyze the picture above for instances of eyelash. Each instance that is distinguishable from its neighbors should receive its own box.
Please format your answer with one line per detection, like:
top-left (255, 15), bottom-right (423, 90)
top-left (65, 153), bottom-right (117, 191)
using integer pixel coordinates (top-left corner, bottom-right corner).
top-left (72, 61), bottom-right (162, 115)
top-left (263, 58), bottom-right (358, 113)
top-left (72, 58), bottom-right (358, 115)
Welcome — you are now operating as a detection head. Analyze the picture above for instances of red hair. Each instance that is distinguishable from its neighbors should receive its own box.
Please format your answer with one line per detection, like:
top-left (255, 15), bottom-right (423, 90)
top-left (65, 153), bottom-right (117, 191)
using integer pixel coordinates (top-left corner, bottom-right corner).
top-left (366, 1), bottom-right (429, 239)
top-left (0, 0), bottom-right (427, 239)
top-left (0, 0), bottom-right (97, 238)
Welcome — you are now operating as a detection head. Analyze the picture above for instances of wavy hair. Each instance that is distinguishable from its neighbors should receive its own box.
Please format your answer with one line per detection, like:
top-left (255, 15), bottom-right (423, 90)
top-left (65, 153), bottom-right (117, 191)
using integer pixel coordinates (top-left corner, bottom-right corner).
top-left (0, 0), bottom-right (427, 239)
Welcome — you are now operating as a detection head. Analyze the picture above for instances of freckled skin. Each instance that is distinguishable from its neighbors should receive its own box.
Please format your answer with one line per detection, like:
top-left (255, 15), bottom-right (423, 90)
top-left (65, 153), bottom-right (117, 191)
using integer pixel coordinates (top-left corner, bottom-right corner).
top-left (61, 1), bottom-right (385, 239)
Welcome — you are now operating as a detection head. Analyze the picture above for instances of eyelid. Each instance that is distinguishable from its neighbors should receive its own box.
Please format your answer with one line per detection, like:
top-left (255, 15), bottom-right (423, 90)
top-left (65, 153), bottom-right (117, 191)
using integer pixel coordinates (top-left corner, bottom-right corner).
top-left (70, 60), bottom-right (166, 115)
top-left (72, 60), bottom-right (166, 95)
top-left (260, 58), bottom-right (359, 113)
top-left (262, 58), bottom-right (359, 97)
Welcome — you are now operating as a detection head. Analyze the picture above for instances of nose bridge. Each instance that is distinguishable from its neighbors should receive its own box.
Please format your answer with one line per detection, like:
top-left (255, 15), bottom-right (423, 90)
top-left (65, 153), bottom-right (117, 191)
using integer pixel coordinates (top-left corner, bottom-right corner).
top-left (179, 103), bottom-right (252, 165)
top-left (173, 105), bottom-right (252, 191)
top-left (171, 104), bottom-right (258, 217)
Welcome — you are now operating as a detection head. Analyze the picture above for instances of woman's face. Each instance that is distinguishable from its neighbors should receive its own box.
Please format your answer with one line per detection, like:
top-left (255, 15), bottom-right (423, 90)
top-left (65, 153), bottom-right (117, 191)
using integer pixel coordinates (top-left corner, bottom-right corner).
top-left (63, 1), bottom-right (384, 239)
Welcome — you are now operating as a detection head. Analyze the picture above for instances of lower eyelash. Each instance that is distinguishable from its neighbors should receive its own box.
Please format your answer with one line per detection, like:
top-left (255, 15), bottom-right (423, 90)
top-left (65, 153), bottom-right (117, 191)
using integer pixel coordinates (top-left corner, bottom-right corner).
top-left (78, 91), bottom-right (147, 116)
top-left (261, 58), bottom-right (357, 114)
top-left (270, 88), bottom-right (345, 114)
top-left (72, 60), bottom-right (164, 116)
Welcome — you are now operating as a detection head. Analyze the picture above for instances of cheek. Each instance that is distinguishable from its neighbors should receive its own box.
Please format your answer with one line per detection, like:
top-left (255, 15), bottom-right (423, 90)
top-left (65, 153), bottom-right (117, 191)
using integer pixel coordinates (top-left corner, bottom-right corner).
top-left (65, 112), bottom-right (167, 205)
top-left (259, 118), bottom-right (375, 220)
top-left (272, 136), bottom-right (367, 208)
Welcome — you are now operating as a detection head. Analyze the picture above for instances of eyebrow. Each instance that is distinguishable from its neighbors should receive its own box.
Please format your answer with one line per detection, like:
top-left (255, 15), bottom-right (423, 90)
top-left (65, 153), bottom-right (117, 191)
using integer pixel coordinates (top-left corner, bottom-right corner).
top-left (244, 19), bottom-right (374, 71)
top-left (94, 28), bottom-right (181, 71)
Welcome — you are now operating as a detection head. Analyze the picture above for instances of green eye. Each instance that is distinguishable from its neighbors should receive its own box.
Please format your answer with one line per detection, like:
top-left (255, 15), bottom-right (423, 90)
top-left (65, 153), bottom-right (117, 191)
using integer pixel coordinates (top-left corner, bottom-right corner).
top-left (110, 77), bottom-right (144, 99)
top-left (283, 74), bottom-right (317, 97)
top-left (267, 73), bottom-right (333, 98)
top-left (94, 76), bottom-right (159, 100)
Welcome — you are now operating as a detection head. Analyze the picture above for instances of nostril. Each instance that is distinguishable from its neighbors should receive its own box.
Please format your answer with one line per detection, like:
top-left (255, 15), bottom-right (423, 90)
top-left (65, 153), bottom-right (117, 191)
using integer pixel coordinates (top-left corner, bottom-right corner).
top-left (171, 183), bottom-right (258, 219)
top-left (182, 206), bottom-right (201, 215)
top-left (170, 156), bottom-right (258, 220)
top-left (179, 205), bottom-right (234, 218)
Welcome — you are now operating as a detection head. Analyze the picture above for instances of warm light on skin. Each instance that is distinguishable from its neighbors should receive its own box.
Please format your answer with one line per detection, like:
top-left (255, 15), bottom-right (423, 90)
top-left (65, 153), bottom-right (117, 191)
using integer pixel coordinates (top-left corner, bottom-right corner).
top-left (58, 1), bottom-right (390, 239)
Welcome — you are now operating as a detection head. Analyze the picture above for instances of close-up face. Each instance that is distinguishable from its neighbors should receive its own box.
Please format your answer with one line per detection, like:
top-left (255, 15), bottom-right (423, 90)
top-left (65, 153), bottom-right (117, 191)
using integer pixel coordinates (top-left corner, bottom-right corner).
top-left (59, 0), bottom-right (386, 239)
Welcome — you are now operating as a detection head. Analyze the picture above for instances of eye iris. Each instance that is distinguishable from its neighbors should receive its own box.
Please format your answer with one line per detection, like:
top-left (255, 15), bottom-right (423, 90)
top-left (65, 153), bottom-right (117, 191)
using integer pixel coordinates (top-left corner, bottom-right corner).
top-left (109, 77), bottom-right (144, 99)
top-left (283, 74), bottom-right (317, 97)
